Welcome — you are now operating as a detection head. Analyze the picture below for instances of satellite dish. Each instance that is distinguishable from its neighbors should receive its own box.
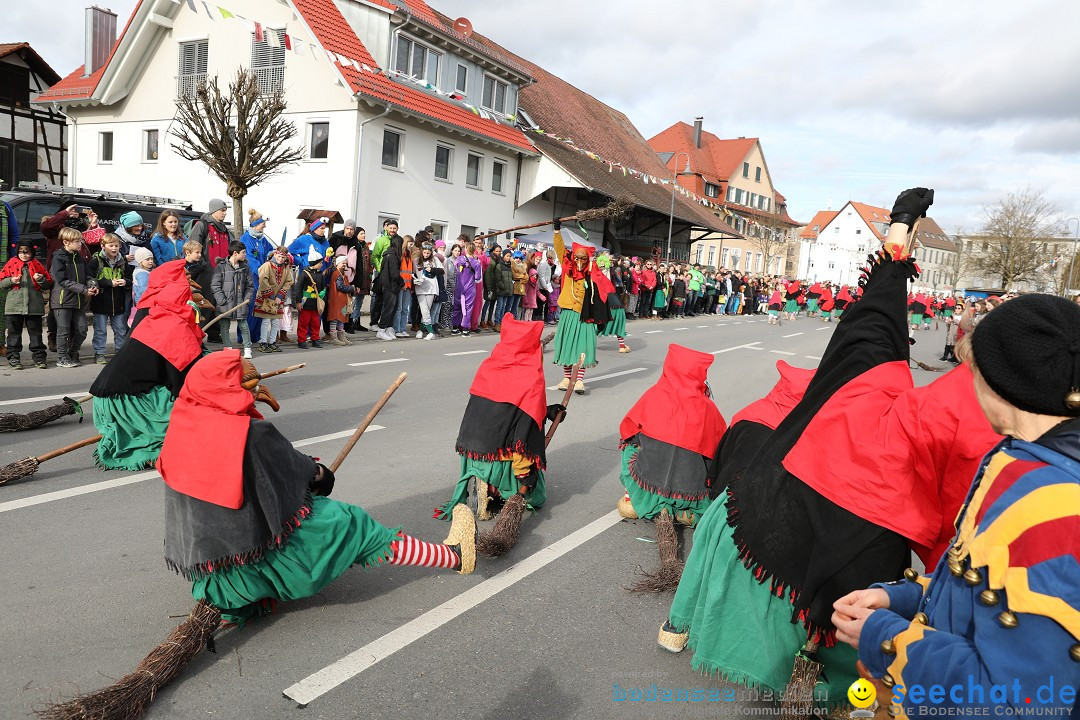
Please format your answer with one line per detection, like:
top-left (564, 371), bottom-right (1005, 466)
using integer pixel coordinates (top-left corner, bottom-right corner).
top-left (453, 17), bottom-right (474, 38)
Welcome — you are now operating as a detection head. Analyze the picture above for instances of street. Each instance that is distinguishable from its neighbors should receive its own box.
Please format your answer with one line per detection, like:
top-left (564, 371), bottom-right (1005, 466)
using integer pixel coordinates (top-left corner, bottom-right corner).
top-left (0, 315), bottom-right (951, 720)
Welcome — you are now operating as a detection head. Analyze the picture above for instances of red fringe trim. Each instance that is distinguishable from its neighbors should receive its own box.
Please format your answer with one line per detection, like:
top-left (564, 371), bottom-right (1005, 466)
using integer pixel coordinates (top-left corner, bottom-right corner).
top-left (626, 449), bottom-right (708, 502)
top-left (165, 493), bottom-right (314, 581)
top-left (456, 442), bottom-right (546, 471)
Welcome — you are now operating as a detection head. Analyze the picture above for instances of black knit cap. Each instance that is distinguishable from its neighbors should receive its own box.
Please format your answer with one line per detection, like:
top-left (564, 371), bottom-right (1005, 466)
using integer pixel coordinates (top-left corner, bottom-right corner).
top-left (971, 294), bottom-right (1080, 417)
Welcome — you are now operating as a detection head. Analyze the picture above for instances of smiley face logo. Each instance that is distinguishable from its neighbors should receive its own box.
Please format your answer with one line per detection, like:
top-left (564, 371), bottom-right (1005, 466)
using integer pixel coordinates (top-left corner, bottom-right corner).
top-left (848, 678), bottom-right (876, 709)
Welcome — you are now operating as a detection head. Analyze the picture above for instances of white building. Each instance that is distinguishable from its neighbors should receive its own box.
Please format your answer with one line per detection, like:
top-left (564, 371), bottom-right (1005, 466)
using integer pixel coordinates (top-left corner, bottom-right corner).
top-left (796, 201), bottom-right (890, 285)
top-left (36, 0), bottom-right (538, 242)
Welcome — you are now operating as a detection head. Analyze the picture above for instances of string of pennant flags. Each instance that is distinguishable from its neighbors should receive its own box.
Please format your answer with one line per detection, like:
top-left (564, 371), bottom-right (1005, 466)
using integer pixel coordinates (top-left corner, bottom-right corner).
top-left (170, 0), bottom-right (781, 237)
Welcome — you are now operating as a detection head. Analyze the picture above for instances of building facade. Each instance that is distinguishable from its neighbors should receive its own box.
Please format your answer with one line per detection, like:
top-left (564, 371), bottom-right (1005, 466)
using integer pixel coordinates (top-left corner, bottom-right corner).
top-left (0, 43), bottom-right (65, 190)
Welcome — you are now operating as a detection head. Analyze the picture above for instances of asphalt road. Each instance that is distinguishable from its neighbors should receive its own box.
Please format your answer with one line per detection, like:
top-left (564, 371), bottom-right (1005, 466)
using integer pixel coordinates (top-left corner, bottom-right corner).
top-left (0, 313), bottom-right (952, 720)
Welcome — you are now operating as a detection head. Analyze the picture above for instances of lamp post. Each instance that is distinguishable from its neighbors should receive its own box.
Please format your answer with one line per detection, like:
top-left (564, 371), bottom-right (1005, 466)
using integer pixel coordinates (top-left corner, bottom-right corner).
top-left (1065, 217), bottom-right (1079, 297)
top-left (666, 151), bottom-right (692, 263)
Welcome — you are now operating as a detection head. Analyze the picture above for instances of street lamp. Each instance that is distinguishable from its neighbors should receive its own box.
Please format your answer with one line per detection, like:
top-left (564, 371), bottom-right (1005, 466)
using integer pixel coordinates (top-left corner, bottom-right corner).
top-left (666, 151), bottom-right (692, 263)
top-left (1065, 217), bottom-right (1079, 297)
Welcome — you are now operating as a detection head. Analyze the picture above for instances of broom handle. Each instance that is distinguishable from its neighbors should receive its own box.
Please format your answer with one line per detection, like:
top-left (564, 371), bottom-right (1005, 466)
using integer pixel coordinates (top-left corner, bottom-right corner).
top-left (474, 216), bottom-right (578, 242)
top-left (257, 363), bottom-right (305, 380)
top-left (329, 372), bottom-right (407, 472)
top-left (545, 353), bottom-right (585, 448)
top-left (200, 300), bottom-right (250, 331)
top-left (74, 394), bottom-right (93, 404)
top-left (36, 434), bottom-right (102, 463)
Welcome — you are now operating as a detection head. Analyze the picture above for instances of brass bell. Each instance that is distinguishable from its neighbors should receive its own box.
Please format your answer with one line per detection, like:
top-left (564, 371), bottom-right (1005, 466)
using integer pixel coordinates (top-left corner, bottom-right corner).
top-left (881, 673), bottom-right (895, 688)
top-left (880, 639), bottom-right (896, 655)
top-left (979, 589), bottom-right (1000, 606)
top-left (913, 612), bottom-right (929, 625)
top-left (998, 611), bottom-right (1019, 629)
top-left (1070, 644), bottom-right (1080, 663)
top-left (963, 568), bottom-right (983, 586)
top-left (1065, 389), bottom-right (1080, 411)
top-left (949, 560), bottom-right (963, 577)
top-left (903, 568), bottom-right (919, 582)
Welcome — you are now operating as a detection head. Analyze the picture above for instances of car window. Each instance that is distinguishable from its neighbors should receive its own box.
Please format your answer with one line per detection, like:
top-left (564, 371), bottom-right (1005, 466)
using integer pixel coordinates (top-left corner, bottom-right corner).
top-left (23, 200), bottom-right (60, 235)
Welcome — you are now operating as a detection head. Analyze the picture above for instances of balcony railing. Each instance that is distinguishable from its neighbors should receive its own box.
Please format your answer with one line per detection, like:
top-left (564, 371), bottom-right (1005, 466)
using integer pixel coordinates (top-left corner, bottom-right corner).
top-left (253, 65), bottom-right (285, 95)
top-left (176, 73), bottom-right (207, 99)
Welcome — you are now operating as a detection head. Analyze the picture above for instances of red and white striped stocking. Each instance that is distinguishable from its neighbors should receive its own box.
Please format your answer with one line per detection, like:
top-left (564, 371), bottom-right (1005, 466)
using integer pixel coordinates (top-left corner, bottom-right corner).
top-left (389, 532), bottom-right (460, 570)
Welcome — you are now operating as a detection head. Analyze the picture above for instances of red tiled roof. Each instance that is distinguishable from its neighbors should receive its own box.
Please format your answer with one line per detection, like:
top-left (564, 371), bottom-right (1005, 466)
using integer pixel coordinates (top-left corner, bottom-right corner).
top-left (799, 210), bottom-right (839, 239)
top-left (648, 122), bottom-right (758, 185)
top-left (849, 201), bottom-right (893, 241)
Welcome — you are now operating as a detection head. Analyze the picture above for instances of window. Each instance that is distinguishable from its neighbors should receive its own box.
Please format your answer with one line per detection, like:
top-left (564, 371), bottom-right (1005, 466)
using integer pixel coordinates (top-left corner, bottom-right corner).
top-left (721, 248), bottom-right (730, 268)
top-left (434, 144), bottom-right (453, 181)
top-left (695, 245), bottom-right (703, 263)
top-left (705, 182), bottom-right (719, 198)
top-left (734, 188), bottom-right (744, 204)
top-left (251, 28), bottom-right (286, 94)
top-left (707, 247), bottom-right (715, 266)
top-left (482, 75), bottom-right (508, 114)
top-left (855, 228), bottom-right (862, 235)
top-left (742, 162), bottom-right (749, 178)
top-left (749, 192), bottom-right (757, 208)
top-left (98, 132), bottom-right (113, 163)
top-left (429, 222), bottom-right (447, 243)
top-left (308, 121), bottom-right (329, 160)
top-left (177, 40), bottom-right (208, 98)
top-left (461, 224), bottom-right (478, 240)
top-left (382, 128), bottom-right (402, 169)
top-left (491, 159), bottom-right (506, 193)
top-left (834, 226), bottom-right (840, 234)
top-left (764, 198), bottom-right (771, 212)
top-left (143, 129), bottom-right (159, 162)
top-left (0, 65), bottom-right (30, 107)
top-left (726, 186), bottom-right (736, 202)
top-left (755, 166), bottom-right (761, 182)
top-left (755, 253), bottom-right (763, 271)
top-left (394, 36), bottom-right (440, 84)
top-left (828, 261), bottom-right (835, 269)
top-left (455, 64), bottom-right (468, 94)
top-left (466, 153), bottom-right (482, 188)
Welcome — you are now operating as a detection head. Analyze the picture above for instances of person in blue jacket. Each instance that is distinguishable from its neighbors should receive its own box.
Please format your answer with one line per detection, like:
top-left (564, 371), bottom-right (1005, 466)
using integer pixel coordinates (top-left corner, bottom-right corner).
top-left (240, 209), bottom-right (274, 340)
top-left (288, 217), bottom-right (330, 271)
top-left (833, 294), bottom-right (1080, 717)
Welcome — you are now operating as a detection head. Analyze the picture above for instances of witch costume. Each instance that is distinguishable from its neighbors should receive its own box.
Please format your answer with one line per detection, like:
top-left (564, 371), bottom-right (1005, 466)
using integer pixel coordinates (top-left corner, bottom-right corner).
top-left (551, 223), bottom-right (613, 392)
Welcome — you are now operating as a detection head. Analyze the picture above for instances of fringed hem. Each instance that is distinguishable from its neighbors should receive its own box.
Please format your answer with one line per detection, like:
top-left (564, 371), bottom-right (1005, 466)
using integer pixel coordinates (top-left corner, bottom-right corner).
top-left (856, 251), bottom-right (919, 290)
top-left (92, 449), bottom-right (156, 472)
top-left (455, 443), bottom-right (546, 471)
top-left (355, 528), bottom-right (401, 570)
top-left (726, 486), bottom-right (836, 648)
top-left (627, 450), bottom-right (708, 502)
top-left (166, 494), bottom-right (315, 581)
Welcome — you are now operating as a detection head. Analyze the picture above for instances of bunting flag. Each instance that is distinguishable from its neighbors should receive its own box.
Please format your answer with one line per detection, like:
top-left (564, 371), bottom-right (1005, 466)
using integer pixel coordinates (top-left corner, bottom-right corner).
top-left (283, 34), bottom-right (292, 50)
top-left (254, 21), bottom-right (263, 43)
top-left (266, 29), bottom-right (281, 48)
top-left (218, 6), bottom-right (233, 20)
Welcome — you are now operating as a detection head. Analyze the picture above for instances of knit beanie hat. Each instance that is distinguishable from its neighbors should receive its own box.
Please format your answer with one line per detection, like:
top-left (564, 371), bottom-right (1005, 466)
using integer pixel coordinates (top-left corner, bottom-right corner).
top-left (971, 294), bottom-right (1080, 417)
top-left (120, 211), bottom-right (145, 229)
top-left (343, 218), bottom-right (356, 228)
top-left (309, 218), bottom-right (328, 232)
top-left (133, 247), bottom-right (154, 265)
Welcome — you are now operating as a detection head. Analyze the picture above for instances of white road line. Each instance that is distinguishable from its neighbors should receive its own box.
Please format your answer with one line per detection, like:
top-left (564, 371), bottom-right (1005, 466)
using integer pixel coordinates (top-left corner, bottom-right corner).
top-left (644, 330), bottom-right (664, 334)
top-left (746, 345), bottom-right (764, 350)
top-left (0, 391), bottom-right (90, 407)
top-left (347, 358), bottom-right (410, 367)
top-left (710, 342), bottom-right (762, 355)
top-left (696, 325), bottom-right (709, 328)
top-left (674, 327), bottom-right (689, 331)
top-left (283, 510), bottom-right (623, 706)
top-left (805, 355), bottom-right (822, 360)
top-left (546, 368), bottom-right (647, 390)
top-left (783, 332), bottom-right (804, 338)
top-left (443, 350), bottom-right (487, 357)
top-left (817, 327), bottom-right (831, 331)
top-left (0, 426), bottom-right (385, 514)
top-left (770, 350), bottom-right (796, 356)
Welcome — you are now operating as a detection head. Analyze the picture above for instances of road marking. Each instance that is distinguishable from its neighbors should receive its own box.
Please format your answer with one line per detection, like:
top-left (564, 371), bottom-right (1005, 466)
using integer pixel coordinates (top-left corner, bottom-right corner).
top-left (282, 510), bottom-right (623, 706)
top-left (817, 327), bottom-right (831, 331)
top-left (746, 345), bottom-right (764, 350)
top-left (347, 358), bottom-right (409, 367)
top-left (805, 355), bottom-right (822, 360)
top-left (546, 367), bottom-right (647, 390)
top-left (696, 325), bottom-right (709, 328)
top-left (0, 391), bottom-right (91, 407)
top-left (644, 330), bottom-right (664, 334)
top-left (770, 350), bottom-right (796, 356)
top-left (783, 332), bottom-right (804, 338)
top-left (0, 426), bottom-right (385, 514)
top-left (443, 350), bottom-right (487, 357)
top-left (674, 327), bottom-right (689, 331)
top-left (710, 342), bottom-right (762, 355)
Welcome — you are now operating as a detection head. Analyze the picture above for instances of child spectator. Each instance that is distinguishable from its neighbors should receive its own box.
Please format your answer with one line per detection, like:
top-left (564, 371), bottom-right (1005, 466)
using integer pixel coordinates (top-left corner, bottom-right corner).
top-left (670, 271), bottom-right (688, 317)
top-left (292, 246), bottom-right (327, 348)
top-left (254, 245), bottom-right (293, 353)
top-left (131, 247), bottom-right (155, 308)
top-left (510, 250), bottom-right (528, 319)
top-left (51, 227), bottom-right (99, 368)
top-left (326, 255), bottom-right (356, 345)
top-left (523, 251), bottom-right (540, 321)
top-left (1, 238), bottom-right (52, 369)
top-left (211, 240), bottom-right (254, 358)
top-left (183, 239), bottom-right (218, 342)
top-left (412, 241), bottom-right (443, 340)
top-left (88, 233), bottom-right (131, 364)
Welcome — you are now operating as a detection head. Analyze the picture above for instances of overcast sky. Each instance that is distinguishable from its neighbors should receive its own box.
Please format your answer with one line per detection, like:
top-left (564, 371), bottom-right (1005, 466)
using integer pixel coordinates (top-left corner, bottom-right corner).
top-left (16, 0), bottom-right (1080, 235)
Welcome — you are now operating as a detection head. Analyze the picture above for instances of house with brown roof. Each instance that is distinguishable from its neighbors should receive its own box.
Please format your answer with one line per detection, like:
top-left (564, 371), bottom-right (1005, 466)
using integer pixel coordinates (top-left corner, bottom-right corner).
top-left (0, 42), bottom-right (64, 189)
top-left (35, 0), bottom-right (539, 241)
top-left (648, 119), bottom-right (800, 273)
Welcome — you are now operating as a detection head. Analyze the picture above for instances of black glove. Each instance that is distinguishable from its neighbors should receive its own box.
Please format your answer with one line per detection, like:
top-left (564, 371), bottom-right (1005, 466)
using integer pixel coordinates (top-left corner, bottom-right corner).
top-left (890, 187), bottom-right (934, 227)
top-left (310, 462), bottom-right (336, 497)
top-left (553, 219), bottom-right (561, 231)
top-left (546, 403), bottom-right (566, 423)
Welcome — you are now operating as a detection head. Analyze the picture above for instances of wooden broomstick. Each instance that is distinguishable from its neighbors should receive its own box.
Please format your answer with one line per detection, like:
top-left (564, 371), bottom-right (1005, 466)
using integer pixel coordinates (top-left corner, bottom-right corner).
top-left (0, 434), bottom-right (101, 486)
top-left (478, 353), bottom-right (586, 557)
top-left (200, 299), bottom-right (250, 331)
top-left (473, 197), bottom-right (634, 241)
top-left (35, 374), bottom-right (409, 720)
top-left (0, 394), bottom-right (92, 433)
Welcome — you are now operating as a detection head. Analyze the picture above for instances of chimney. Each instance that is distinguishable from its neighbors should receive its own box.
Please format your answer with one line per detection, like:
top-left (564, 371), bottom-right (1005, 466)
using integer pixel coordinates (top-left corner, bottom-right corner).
top-left (84, 6), bottom-right (117, 77)
top-left (692, 117), bottom-right (703, 148)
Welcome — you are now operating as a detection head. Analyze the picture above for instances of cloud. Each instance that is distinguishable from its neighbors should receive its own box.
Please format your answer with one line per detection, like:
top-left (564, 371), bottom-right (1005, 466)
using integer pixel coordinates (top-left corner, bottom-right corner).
top-left (1014, 120), bottom-right (1080, 155)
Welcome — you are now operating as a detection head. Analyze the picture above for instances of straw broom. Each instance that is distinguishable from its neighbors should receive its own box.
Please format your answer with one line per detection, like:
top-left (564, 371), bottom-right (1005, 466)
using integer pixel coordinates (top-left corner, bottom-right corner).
top-left (476, 353), bottom-right (584, 556)
top-left (628, 508), bottom-right (683, 593)
top-left (0, 394), bottom-right (91, 433)
top-left (34, 373), bottom-right (408, 720)
top-left (0, 434), bottom-right (101, 486)
top-left (472, 197), bottom-right (634, 242)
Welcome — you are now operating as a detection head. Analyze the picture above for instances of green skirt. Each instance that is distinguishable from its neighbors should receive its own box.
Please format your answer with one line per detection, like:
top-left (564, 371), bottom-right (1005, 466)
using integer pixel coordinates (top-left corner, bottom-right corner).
top-left (620, 444), bottom-right (709, 524)
top-left (653, 289), bottom-right (667, 309)
top-left (437, 455), bottom-right (546, 519)
top-left (552, 308), bottom-right (597, 368)
top-left (909, 313), bottom-right (923, 324)
top-left (783, 299), bottom-right (798, 313)
top-left (192, 496), bottom-right (399, 626)
top-left (92, 386), bottom-right (174, 471)
top-left (599, 307), bottom-right (626, 338)
top-left (806, 299), bottom-right (819, 313)
top-left (942, 309), bottom-right (954, 318)
top-left (667, 491), bottom-right (857, 703)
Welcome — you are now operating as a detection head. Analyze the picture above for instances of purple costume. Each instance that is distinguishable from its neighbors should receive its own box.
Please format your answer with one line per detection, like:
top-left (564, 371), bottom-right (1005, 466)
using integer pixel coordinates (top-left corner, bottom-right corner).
top-left (453, 255), bottom-right (481, 329)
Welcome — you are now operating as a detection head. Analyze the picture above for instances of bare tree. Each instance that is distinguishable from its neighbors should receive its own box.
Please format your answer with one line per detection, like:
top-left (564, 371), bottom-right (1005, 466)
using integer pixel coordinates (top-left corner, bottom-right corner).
top-left (170, 69), bottom-right (304, 236)
top-left (971, 187), bottom-right (1060, 290)
top-left (747, 210), bottom-right (793, 276)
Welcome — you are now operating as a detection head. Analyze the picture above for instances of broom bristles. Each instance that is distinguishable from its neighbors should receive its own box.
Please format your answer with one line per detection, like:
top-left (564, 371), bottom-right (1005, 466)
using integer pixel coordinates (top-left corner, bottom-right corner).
top-left (35, 601), bottom-right (221, 720)
top-left (0, 398), bottom-right (79, 433)
top-left (476, 493), bottom-right (527, 556)
top-left (0, 457), bottom-right (40, 486)
top-left (629, 509), bottom-right (684, 593)
top-left (778, 641), bottom-right (824, 720)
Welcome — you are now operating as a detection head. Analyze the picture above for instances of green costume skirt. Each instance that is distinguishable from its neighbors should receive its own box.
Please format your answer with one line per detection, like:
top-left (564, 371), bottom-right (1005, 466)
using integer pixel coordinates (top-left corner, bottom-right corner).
top-left (653, 289), bottom-right (667, 309)
top-left (552, 308), bottom-right (597, 368)
top-left (192, 496), bottom-right (399, 626)
top-left (92, 386), bottom-right (174, 471)
top-left (783, 299), bottom-right (798, 313)
top-left (667, 491), bottom-right (857, 704)
top-left (437, 455), bottom-right (546, 519)
top-left (620, 444), bottom-right (709, 524)
top-left (820, 310), bottom-right (832, 319)
top-left (942, 309), bottom-right (954, 318)
top-left (909, 313), bottom-right (923, 324)
top-left (599, 307), bottom-right (626, 338)
top-left (806, 299), bottom-right (819, 313)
